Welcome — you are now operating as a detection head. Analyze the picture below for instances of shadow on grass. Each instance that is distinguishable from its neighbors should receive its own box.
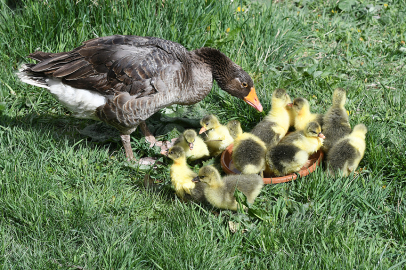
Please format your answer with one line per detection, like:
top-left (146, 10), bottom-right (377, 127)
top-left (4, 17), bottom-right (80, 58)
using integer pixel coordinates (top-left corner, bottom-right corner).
top-left (0, 111), bottom-right (221, 204)
top-left (0, 111), bottom-right (202, 155)
top-left (0, 112), bottom-right (123, 154)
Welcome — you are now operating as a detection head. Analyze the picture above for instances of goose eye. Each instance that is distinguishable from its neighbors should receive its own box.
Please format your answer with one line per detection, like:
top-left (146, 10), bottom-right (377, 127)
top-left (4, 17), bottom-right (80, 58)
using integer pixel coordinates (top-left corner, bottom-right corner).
top-left (242, 82), bottom-right (248, 88)
top-left (169, 151), bottom-right (173, 154)
top-left (200, 176), bottom-right (205, 179)
top-left (206, 123), bottom-right (209, 126)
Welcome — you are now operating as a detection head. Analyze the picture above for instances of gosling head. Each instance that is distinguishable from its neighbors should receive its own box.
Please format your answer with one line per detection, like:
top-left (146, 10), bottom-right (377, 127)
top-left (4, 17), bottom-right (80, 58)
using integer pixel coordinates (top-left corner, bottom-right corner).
top-left (226, 120), bottom-right (243, 139)
top-left (332, 88), bottom-right (347, 108)
top-left (183, 129), bottom-right (197, 150)
top-left (292, 97), bottom-right (310, 115)
top-left (167, 145), bottom-right (186, 161)
top-left (352, 124), bottom-right (367, 138)
top-left (192, 165), bottom-right (221, 185)
top-left (200, 115), bottom-right (220, 134)
top-left (304, 121), bottom-right (325, 139)
top-left (272, 88), bottom-right (292, 109)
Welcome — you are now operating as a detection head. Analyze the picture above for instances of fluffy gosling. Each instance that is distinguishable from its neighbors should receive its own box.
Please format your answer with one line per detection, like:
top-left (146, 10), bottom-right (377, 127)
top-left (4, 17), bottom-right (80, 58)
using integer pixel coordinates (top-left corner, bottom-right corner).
top-left (167, 146), bottom-right (206, 202)
top-left (174, 129), bottom-right (209, 161)
top-left (326, 124), bottom-right (367, 177)
top-left (227, 120), bottom-right (267, 175)
top-left (322, 88), bottom-right (352, 156)
top-left (192, 165), bottom-right (263, 211)
top-left (199, 114), bottom-right (234, 156)
top-left (251, 88), bottom-right (292, 149)
top-left (266, 122), bottom-right (325, 176)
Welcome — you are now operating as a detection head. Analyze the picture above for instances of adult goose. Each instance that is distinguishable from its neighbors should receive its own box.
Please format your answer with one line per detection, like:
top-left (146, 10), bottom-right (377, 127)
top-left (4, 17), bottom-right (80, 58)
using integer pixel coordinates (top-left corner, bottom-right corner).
top-left (17, 35), bottom-right (263, 162)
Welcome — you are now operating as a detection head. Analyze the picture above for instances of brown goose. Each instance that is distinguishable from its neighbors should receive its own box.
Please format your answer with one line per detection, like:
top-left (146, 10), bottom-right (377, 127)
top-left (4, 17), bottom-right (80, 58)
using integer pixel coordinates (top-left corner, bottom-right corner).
top-left (17, 35), bottom-right (263, 161)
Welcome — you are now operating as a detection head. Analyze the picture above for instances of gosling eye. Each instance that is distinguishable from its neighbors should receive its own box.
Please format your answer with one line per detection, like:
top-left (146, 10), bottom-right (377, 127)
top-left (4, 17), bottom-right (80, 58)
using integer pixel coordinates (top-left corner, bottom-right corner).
top-left (169, 151), bottom-right (173, 154)
top-left (206, 122), bottom-right (209, 126)
top-left (242, 82), bottom-right (248, 88)
top-left (200, 176), bottom-right (205, 179)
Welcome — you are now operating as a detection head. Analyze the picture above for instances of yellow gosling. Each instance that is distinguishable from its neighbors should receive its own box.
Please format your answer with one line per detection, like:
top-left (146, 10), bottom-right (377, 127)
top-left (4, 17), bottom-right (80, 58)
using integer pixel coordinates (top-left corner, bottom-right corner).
top-left (251, 88), bottom-right (292, 149)
top-left (322, 88), bottom-right (352, 156)
top-left (193, 165), bottom-right (263, 211)
top-left (266, 122), bottom-right (325, 176)
top-left (291, 97), bottom-right (323, 131)
top-left (174, 129), bottom-right (209, 161)
top-left (200, 114), bottom-right (234, 156)
top-left (327, 124), bottom-right (367, 177)
top-left (227, 120), bottom-right (267, 175)
top-left (167, 146), bottom-right (198, 199)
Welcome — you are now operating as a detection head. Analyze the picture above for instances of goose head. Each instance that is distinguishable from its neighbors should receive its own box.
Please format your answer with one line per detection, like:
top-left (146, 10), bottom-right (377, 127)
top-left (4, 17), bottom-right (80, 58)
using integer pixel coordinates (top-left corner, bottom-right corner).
top-left (218, 69), bottom-right (261, 112)
top-left (195, 48), bottom-right (263, 112)
top-left (352, 124), bottom-right (367, 139)
top-left (292, 97), bottom-right (310, 116)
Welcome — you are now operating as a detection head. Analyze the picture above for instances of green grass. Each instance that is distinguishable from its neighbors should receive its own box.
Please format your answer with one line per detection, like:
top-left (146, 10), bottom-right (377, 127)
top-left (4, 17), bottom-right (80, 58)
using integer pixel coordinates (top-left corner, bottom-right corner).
top-left (1, 0), bottom-right (406, 268)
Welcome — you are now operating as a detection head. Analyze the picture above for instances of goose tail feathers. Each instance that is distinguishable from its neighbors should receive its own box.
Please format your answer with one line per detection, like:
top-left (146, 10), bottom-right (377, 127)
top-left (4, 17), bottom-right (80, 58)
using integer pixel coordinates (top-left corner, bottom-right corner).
top-left (16, 64), bottom-right (50, 89)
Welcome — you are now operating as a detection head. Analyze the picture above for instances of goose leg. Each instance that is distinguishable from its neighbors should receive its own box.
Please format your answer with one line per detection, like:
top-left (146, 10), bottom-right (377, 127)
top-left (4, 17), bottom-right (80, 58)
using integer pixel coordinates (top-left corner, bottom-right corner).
top-left (139, 121), bottom-right (177, 152)
top-left (120, 133), bottom-right (160, 165)
top-left (120, 134), bottom-right (134, 160)
top-left (139, 121), bottom-right (157, 147)
top-left (119, 125), bottom-right (174, 165)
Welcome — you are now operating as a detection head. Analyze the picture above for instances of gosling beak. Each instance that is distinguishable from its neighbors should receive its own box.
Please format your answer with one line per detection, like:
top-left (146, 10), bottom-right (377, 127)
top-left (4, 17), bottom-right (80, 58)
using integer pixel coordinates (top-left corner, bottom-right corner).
top-left (192, 176), bottom-right (201, 183)
top-left (199, 127), bottom-right (207, 134)
top-left (318, 132), bottom-right (325, 139)
top-left (189, 142), bottom-right (194, 150)
top-left (287, 103), bottom-right (293, 108)
top-left (161, 149), bottom-right (169, 156)
top-left (244, 87), bottom-right (263, 112)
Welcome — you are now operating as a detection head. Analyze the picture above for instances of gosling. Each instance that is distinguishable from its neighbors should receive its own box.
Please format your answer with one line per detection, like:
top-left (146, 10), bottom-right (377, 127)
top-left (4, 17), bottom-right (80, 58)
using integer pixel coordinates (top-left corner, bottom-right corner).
top-left (227, 120), bottom-right (267, 175)
top-left (291, 97), bottom-right (323, 131)
top-left (266, 122), bottom-right (325, 176)
top-left (200, 114), bottom-right (234, 156)
top-left (251, 88), bottom-right (292, 149)
top-left (192, 165), bottom-right (263, 211)
top-left (322, 88), bottom-right (352, 156)
top-left (166, 146), bottom-right (206, 202)
top-left (174, 129), bottom-right (210, 161)
top-left (326, 124), bottom-right (367, 177)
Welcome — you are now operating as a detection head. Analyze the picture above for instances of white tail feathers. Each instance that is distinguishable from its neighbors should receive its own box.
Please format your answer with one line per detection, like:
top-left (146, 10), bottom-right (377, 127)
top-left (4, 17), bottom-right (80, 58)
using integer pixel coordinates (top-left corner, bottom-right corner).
top-left (16, 64), bottom-right (50, 89)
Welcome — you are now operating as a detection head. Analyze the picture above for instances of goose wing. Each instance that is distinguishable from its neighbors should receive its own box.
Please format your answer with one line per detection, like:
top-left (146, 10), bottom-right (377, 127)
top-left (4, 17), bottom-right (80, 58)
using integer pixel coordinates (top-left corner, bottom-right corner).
top-left (28, 35), bottom-right (191, 98)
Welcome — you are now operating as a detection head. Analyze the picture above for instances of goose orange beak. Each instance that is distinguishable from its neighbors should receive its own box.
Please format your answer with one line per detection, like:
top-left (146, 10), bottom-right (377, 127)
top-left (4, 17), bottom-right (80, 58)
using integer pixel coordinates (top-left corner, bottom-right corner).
top-left (199, 127), bottom-right (207, 134)
top-left (244, 87), bottom-right (263, 112)
top-left (318, 133), bottom-right (325, 139)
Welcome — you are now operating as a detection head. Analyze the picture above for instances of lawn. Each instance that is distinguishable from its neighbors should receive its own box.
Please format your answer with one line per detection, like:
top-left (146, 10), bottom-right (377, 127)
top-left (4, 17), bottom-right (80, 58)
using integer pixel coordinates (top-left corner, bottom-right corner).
top-left (0, 0), bottom-right (405, 268)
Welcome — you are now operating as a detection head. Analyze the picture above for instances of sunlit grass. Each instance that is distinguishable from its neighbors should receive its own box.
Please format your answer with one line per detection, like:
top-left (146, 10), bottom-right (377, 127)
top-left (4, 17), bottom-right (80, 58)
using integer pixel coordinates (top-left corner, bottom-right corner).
top-left (0, 0), bottom-right (405, 268)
